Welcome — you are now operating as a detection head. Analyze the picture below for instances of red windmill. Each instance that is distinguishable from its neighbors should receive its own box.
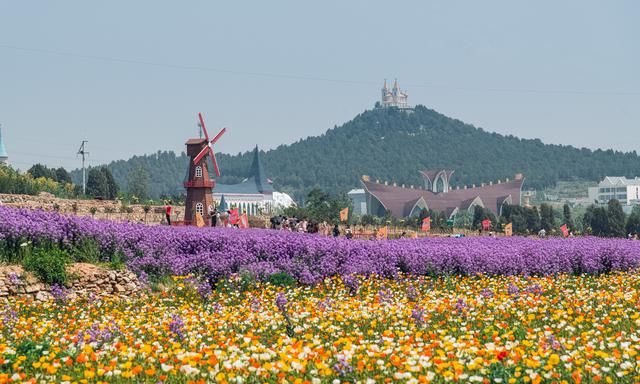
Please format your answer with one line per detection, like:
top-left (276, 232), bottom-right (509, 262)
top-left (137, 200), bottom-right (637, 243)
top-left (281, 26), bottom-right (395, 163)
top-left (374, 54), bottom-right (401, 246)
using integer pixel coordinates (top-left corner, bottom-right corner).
top-left (183, 112), bottom-right (226, 226)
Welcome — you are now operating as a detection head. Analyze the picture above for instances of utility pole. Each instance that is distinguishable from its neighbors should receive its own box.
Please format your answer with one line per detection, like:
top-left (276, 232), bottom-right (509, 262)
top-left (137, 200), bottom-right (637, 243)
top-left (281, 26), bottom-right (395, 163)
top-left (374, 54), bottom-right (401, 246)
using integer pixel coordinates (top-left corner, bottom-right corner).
top-left (77, 141), bottom-right (88, 195)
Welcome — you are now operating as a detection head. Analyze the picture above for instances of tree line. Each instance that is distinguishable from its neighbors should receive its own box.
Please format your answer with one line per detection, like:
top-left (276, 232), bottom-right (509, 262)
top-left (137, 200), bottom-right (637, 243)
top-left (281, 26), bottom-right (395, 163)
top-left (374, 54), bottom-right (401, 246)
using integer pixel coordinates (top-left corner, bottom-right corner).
top-left (76, 105), bottom-right (640, 202)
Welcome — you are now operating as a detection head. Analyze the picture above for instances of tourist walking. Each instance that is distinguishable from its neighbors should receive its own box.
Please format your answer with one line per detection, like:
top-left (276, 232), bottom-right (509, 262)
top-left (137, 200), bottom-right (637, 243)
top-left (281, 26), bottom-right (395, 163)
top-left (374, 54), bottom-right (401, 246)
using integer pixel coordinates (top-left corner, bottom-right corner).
top-left (345, 226), bottom-right (353, 239)
top-left (209, 206), bottom-right (218, 227)
top-left (332, 224), bottom-right (340, 237)
top-left (165, 203), bottom-right (172, 226)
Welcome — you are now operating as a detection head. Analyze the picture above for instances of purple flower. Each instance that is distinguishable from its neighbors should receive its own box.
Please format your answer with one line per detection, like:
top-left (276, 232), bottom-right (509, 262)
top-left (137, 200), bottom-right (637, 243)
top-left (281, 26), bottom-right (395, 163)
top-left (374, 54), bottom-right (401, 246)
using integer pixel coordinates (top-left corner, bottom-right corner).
top-left (333, 356), bottom-right (353, 376)
top-left (50, 284), bottom-right (68, 303)
top-left (250, 298), bottom-right (261, 311)
top-left (411, 305), bottom-right (425, 325)
top-left (507, 283), bottom-right (520, 296)
top-left (76, 322), bottom-right (119, 347)
top-left (275, 292), bottom-right (288, 313)
top-left (546, 335), bottom-right (563, 350)
top-left (8, 272), bottom-right (20, 285)
top-left (342, 274), bottom-right (360, 295)
top-left (480, 288), bottom-right (494, 298)
top-left (317, 298), bottom-right (334, 312)
top-left (378, 288), bottom-right (393, 304)
top-left (455, 298), bottom-right (467, 312)
top-left (1, 306), bottom-right (17, 326)
top-left (406, 285), bottom-right (419, 301)
top-left (169, 314), bottom-right (186, 340)
top-left (2, 206), bottom-right (640, 284)
top-left (527, 284), bottom-right (543, 296)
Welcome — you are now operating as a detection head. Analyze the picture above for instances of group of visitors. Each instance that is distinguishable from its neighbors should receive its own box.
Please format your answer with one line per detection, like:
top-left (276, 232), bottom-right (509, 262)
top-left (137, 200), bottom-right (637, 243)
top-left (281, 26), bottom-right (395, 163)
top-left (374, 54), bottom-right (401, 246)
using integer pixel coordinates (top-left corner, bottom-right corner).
top-left (269, 215), bottom-right (358, 239)
top-left (269, 215), bottom-right (315, 233)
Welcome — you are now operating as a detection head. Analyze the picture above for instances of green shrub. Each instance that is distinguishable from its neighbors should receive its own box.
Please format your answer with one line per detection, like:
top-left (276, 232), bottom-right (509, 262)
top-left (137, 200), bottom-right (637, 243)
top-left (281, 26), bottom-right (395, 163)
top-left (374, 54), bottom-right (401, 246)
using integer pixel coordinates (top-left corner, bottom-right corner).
top-left (109, 250), bottom-right (126, 270)
top-left (267, 272), bottom-right (296, 287)
top-left (71, 238), bottom-right (100, 263)
top-left (238, 270), bottom-right (257, 291)
top-left (22, 247), bottom-right (70, 285)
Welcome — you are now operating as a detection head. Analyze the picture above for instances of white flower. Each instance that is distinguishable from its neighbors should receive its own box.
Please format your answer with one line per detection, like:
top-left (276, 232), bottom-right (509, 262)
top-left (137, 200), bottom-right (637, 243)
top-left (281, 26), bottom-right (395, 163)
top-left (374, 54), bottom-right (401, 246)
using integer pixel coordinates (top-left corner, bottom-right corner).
top-left (161, 363), bottom-right (173, 372)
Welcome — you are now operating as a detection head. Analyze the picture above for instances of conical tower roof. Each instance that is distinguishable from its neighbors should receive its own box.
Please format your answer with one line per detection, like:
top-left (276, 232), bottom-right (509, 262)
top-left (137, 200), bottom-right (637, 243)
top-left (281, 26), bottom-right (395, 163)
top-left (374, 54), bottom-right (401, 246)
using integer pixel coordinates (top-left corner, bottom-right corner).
top-left (250, 145), bottom-right (273, 193)
top-left (219, 194), bottom-right (227, 211)
top-left (0, 125), bottom-right (8, 162)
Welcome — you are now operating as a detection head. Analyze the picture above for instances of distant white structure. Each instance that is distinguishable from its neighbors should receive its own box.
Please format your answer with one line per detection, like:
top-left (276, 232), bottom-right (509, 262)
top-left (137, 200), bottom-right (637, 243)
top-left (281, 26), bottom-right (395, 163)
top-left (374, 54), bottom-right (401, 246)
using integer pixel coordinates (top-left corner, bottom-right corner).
top-left (588, 176), bottom-right (640, 213)
top-left (347, 189), bottom-right (367, 216)
top-left (0, 125), bottom-right (8, 164)
top-left (273, 191), bottom-right (295, 210)
top-left (380, 79), bottom-right (411, 110)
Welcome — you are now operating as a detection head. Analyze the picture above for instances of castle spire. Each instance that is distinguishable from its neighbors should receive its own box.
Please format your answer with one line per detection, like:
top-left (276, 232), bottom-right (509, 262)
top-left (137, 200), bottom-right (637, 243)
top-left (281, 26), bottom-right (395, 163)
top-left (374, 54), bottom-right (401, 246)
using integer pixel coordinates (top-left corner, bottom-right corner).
top-left (393, 78), bottom-right (399, 90)
top-left (383, 79), bottom-right (388, 90)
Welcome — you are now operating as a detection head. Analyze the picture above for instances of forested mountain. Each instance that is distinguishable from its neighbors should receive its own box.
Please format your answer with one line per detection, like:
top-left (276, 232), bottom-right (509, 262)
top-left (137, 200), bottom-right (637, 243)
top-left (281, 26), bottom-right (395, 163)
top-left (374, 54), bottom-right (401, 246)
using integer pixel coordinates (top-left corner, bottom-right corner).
top-left (72, 105), bottom-right (640, 201)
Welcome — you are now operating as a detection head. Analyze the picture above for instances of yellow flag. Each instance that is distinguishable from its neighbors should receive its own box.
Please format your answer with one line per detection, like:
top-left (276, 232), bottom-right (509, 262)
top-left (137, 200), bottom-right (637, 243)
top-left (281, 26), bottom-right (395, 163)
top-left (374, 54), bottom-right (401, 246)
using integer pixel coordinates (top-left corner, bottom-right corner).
top-left (504, 222), bottom-right (513, 236)
top-left (376, 226), bottom-right (388, 240)
top-left (195, 213), bottom-right (205, 228)
top-left (340, 207), bottom-right (349, 222)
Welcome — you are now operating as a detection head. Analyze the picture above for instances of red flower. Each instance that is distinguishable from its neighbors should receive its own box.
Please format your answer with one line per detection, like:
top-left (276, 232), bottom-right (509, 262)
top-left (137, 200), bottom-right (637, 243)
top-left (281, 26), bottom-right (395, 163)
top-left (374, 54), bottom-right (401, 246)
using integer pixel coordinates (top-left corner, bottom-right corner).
top-left (497, 351), bottom-right (508, 361)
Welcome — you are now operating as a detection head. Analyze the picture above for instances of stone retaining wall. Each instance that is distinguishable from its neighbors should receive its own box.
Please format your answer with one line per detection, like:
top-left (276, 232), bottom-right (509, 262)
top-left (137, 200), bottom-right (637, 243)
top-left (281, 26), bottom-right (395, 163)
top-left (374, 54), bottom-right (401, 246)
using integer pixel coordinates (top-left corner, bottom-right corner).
top-left (0, 192), bottom-right (170, 224)
top-left (0, 263), bottom-right (142, 301)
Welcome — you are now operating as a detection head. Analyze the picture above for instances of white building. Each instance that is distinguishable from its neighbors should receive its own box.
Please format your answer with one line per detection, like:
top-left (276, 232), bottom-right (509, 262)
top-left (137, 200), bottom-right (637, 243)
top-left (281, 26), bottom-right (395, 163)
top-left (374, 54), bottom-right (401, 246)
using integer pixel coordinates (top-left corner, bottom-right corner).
top-left (588, 176), bottom-right (640, 212)
top-left (347, 189), bottom-right (368, 216)
top-left (380, 79), bottom-right (411, 109)
top-left (0, 125), bottom-right (8, 164)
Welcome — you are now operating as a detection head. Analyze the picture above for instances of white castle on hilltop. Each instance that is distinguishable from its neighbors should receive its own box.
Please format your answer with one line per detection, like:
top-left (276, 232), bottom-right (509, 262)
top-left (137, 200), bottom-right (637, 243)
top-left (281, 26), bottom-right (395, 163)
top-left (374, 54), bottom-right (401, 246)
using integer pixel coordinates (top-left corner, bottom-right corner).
top-left (380, 79), bottom-right (411, 109)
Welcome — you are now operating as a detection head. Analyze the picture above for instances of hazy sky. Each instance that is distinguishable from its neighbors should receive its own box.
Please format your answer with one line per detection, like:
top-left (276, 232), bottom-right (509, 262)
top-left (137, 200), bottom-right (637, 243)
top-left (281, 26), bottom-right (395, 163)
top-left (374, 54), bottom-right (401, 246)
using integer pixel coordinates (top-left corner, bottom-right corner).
top-left (1, 1), bottom-right (638, 171)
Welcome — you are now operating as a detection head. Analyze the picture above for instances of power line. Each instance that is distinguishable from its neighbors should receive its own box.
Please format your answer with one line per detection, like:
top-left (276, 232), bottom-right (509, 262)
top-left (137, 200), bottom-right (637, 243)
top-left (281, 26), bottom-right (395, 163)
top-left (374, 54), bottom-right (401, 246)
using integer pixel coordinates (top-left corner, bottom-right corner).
top-left (1, 43), bottom-right (638, 97)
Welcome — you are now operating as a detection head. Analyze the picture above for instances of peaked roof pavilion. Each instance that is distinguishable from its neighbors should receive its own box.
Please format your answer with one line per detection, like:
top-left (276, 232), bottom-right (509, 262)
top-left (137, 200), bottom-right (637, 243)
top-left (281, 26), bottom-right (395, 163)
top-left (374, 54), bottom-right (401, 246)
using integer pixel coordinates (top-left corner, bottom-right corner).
top-left (362, 170), bottom-right (524, 218)
top-left (214, 146), bottom-right (274, 195)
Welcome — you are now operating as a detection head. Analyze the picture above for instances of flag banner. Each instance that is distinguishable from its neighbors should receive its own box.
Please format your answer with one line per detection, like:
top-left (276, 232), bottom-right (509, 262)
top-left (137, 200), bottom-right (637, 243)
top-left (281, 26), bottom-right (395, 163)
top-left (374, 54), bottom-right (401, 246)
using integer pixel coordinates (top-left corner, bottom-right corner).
top-left (482, 219), bottom-right (491, 231)
top-left (561, 224), bottom-right (569, 238)
top-left (239, 213), bottom-right (249, 229)
top-left (504, 222), bottom-right (513, 236)
top-left (421, 217), bottom-right (431, 232)
top-left (340, 207), bottom-right (349, 222)
top-left (376, 226), bottom-right (388, 239)
top-left (229, 209), bottom-right (239, 225)
top-left (195, 213), bottom-right (205, 228)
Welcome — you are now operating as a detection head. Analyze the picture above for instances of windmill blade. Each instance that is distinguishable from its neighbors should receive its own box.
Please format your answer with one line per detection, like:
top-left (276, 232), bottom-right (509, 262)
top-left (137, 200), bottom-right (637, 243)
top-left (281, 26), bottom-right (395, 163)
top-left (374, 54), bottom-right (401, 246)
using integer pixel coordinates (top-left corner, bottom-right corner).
top-left (209, 127), bottom-right (227, 145)
top-left (193, 145), bottom-right (209, 165)
top-left (210, 149), bottom-right (221, 177)
top-left (198, 112), bottom-right (210, 141)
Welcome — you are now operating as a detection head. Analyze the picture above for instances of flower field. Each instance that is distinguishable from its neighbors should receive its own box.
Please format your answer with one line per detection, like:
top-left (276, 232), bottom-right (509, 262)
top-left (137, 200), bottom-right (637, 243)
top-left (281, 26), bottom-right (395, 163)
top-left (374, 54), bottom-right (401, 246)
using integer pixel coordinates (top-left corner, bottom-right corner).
top-left (1, 206), bottom-right (640, 283)
top-left (2, 273), bottom-right (640, 383)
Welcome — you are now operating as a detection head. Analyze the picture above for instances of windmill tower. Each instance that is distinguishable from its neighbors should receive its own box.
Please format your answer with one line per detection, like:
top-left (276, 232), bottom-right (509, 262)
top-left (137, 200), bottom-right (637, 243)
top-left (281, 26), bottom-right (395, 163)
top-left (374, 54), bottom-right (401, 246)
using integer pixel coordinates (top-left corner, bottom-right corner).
top-left (183, 113), bottom-right (226, 226)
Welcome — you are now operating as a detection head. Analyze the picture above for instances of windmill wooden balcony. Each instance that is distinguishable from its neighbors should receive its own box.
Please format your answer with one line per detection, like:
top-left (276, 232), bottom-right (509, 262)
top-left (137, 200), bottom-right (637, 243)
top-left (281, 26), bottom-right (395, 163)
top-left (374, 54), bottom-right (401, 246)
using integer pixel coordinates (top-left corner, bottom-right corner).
top-left (184, 180), bottom-right (215, 188)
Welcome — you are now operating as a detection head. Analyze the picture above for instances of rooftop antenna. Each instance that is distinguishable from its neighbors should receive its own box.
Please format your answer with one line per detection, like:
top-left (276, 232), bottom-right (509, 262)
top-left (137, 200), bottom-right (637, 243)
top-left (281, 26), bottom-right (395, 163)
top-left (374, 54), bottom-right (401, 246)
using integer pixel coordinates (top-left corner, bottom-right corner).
top-left (77, 141), bottom-right (89, 195)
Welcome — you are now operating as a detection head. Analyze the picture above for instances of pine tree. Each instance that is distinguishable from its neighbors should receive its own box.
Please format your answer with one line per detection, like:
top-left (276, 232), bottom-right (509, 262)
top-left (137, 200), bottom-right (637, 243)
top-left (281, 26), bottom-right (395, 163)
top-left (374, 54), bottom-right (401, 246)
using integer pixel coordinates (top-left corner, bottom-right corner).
top-left (540, 204), bottom-right (555, 232)
top-left (607, 199), bottom-right (626, 237)
top-left (563, 204), bottom-right (574, 231)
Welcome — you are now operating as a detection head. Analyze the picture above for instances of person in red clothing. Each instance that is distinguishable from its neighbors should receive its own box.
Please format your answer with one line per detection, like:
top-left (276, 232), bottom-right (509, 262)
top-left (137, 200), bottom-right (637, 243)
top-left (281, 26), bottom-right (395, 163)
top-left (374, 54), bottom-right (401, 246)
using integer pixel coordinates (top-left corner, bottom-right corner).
top-left (165, 203), bottom-right (172, 225)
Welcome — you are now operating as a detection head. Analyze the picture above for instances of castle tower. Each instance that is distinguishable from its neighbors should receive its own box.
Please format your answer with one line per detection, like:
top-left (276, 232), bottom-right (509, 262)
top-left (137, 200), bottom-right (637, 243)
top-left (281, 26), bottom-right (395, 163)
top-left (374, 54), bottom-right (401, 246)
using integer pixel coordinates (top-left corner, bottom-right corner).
top-left (0, 125), bottom-right (8, 164)
top-left (380, 79), bottom-right (411, 110)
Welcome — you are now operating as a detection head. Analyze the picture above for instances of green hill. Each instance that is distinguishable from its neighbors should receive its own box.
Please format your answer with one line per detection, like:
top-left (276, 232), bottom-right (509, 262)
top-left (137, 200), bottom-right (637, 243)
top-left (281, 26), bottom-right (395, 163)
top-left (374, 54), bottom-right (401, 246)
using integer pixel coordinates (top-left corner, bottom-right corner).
top-left (72, 105), bottom-right (640, 201)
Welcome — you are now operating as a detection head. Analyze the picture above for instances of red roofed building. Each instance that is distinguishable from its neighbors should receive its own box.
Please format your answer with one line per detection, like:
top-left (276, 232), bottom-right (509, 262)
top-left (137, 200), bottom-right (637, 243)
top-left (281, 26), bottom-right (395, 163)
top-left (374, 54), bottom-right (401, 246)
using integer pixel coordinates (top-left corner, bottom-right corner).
top-left (360, 170), bottom-right (525, 219)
